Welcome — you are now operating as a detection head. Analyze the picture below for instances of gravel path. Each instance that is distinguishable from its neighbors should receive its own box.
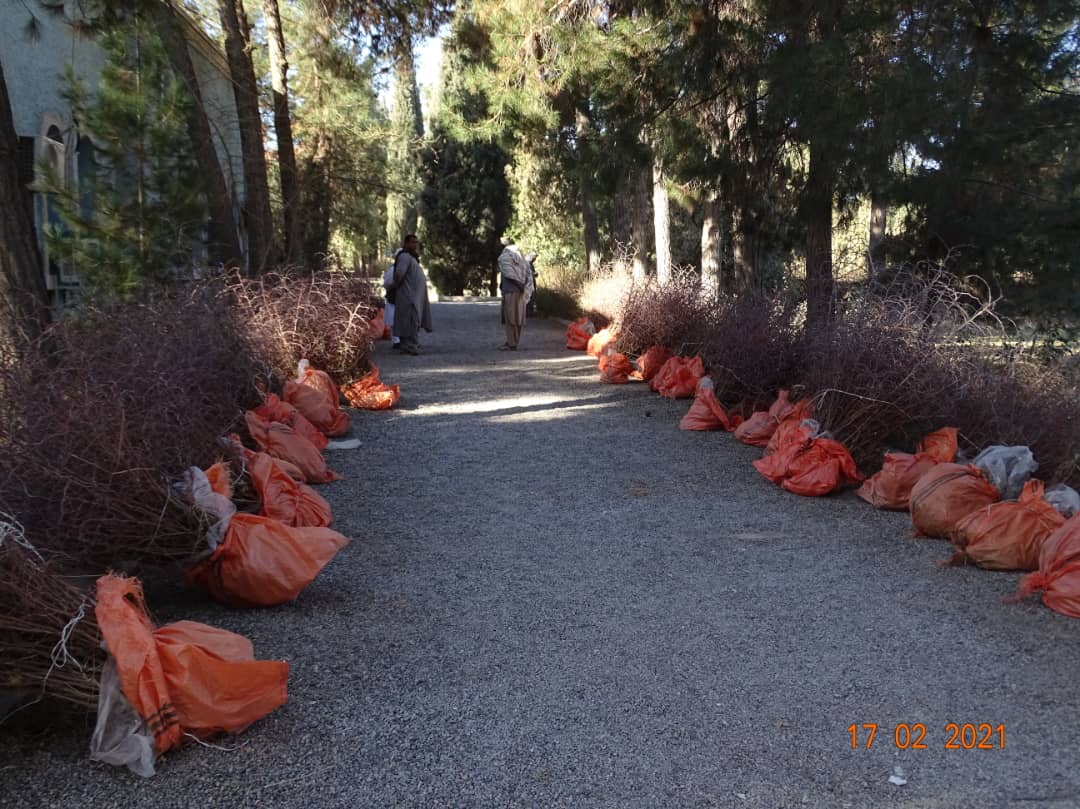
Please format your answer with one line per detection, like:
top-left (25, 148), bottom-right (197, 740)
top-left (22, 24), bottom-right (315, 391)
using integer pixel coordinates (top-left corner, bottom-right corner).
top-left (4, 301), bottom-right (1079, 809)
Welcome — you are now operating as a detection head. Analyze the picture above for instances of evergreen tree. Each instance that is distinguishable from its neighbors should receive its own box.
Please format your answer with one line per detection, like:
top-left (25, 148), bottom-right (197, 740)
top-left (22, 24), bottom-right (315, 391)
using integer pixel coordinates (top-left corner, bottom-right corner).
top-left (217, 0), bottom-right (276, 273)
top-left (386, 39), bottom-right (425, 249)
top-left (263, 0), bottom-right (304, 265)
top-left (39, 12), bottom-right (207, 298)
top-left (288, 1), bottom-right (387, 268)
top-left (420, 10), bottom-right (512, 295)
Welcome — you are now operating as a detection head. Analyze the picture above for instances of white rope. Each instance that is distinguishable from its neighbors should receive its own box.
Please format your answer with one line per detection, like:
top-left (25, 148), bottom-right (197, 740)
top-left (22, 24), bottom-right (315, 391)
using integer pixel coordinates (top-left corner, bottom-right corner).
top-left (48, 599), bottom-right (89, 674)
top-left (183, 732), bottom-right (248, 753)
top-left (0, 511), bottom-right (43, 562)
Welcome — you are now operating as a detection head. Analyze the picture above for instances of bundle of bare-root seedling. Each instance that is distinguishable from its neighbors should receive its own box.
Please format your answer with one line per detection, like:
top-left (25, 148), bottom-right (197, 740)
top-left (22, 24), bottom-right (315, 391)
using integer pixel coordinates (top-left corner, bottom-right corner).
top-left (577, 262), bottom-right (634, 329)
top-left (613, 270), bottom-right (719, 358)
top-left (699, 293), bottom-right (803, 411)
top-left (797, 269), bottom-right (1080, 484)
top-left (229, 269), bottom-right (378, 386)
top-left (0, 523), bottom-right (102, 714)
top-left (0, 284), bottom-right (267, 572)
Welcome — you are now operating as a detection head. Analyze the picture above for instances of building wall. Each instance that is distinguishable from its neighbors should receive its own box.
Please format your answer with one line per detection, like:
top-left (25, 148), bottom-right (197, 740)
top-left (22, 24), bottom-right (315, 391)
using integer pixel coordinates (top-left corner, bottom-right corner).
top-left (180, 13), bottom-right (246, 220)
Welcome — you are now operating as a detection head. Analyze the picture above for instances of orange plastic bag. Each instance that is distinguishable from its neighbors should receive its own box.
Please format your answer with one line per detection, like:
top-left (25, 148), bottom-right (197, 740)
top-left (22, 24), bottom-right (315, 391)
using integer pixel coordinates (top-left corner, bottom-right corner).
top-left (918, 427), bottom-right (959, 463)
top-left (754, 422), bottom-right (816, 481)
top-left (298, 360), bottom-right (341, 408)
top-left (856, 427), bottom-right (960, 510)
top-left (565, 317), bottom-right (594, 350)
top-left (650, 355), bottom-right (705, 399)
top-left (284, 379), bottom-right (350, 436)
top-left (204, 462), bottom-right (232, 500)
top-left (342, 366), bottom-right (400, 410)
top-left (587, 328), bottom-right (618, 358)
top-left (245, 412), bottom-right (341, 484)
top-left (255, 393), bottom-right (329, 451)
top-left (95, 576), bottom-right (289, 756)
top-left (945, 479), bottom-right (1066, 571)
top-left (629, 345), bottom-right (673, 381)
top-left (856, 453), bottom-right (938, 511)
top-left (780, 439), bottom-right (863, 497)
top-left (733, 390), bottom-right (796, 447)
top-left (368, 308), bottom-right (387, 340)
top-left (680, 378), bottom-right (740, 431)
top-left (599, 352), bottom-right (632, 384)
top-left (763, 400), bottom-right (815, 456)
top-left (284, 361), bottom-right (349, 437)
top-left (152, 621), bottom-right (289, 739)
top-left (95, 575), bottom-right (182, 755)
top-left (753, 423), bottom-right (862, 496)
top-left (1010, 515), bottom-right (1080, 617)
top-left (909, 463), bottom-right (1000, 539)
top-left (247, 450), bottom-right (333, 528)
top-left (185, 513), bottom-right (349, 608)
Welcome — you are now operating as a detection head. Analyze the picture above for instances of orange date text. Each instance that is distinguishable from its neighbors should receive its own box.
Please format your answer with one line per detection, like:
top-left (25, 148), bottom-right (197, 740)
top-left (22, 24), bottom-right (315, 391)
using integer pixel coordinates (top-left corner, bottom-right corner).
top-left (847, 723), bottom-right (1006, 750)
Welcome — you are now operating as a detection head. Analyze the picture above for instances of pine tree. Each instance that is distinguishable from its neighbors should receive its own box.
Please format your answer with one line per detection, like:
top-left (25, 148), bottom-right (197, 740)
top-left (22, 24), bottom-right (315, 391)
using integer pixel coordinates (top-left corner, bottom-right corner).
top-left (420, 10), bottom-right (511, 295)
top-left (39, 12), bottom-right (207, 298)
top-left (386, 38), bottom-right (424, 249)
top-left (288, 1), bottom-right (387, 268)
top-left (217, 0), bottom-right (276, 273)
top-left (264, 0), bottom-right (303, 265)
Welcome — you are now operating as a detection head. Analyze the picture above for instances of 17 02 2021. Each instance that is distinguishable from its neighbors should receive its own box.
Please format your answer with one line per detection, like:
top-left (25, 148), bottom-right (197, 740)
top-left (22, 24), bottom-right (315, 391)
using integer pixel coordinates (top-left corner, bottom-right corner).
top-left (848, 723), bottom-right (1006, 750)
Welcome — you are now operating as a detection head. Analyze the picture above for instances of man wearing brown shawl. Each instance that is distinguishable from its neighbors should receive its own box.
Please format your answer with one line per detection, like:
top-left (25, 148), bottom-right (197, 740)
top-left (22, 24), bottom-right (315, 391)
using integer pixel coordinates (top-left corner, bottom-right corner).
top-left (497, 237), bottom-right (534, 350)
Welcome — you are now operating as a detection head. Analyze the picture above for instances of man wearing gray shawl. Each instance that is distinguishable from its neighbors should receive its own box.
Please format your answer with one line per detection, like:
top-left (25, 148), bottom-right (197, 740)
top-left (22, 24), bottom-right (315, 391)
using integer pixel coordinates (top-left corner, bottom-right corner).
top-left (389, 234), bottom-right (432, 355)
top-left (497, 237), bottom-right (534, 350)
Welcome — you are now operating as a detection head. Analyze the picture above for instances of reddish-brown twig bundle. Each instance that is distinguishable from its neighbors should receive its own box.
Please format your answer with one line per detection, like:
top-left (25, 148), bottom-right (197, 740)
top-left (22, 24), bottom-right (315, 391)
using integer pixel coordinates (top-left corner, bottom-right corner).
top-left (0, 526), bottom-right (102, 713)
top-left (0, 284), bottom-right (265, 571)
top-left (229, 270), bottom-right (378, 385)
top-left (614, 272), bottom-right (718, 358)
top-left (699, 293), bottom-right (803, 408)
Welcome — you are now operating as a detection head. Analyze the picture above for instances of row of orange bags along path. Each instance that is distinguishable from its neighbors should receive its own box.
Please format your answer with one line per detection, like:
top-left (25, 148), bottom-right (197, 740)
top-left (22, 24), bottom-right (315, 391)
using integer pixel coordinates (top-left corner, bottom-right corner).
top-left (92, 311), bottom-right (402, 776)
top-left (566, 317), bottom-right (1080, 620)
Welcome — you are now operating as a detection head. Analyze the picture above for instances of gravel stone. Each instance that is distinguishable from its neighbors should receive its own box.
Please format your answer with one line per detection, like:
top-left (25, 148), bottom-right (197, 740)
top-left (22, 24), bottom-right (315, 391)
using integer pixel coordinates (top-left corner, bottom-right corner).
top-left (2, 302), bottom-right (1079, 809)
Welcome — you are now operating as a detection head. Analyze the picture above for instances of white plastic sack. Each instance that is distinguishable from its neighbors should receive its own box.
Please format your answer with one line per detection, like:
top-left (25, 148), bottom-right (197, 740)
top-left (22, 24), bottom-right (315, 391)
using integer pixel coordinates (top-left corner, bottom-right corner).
top-left (973, 445), bottom-right (1038, 501)
top-left (799, 418), bottom-right (832, 441)
top-left (1046, 484), bottom-right (1080, 518)
top-left (89, 657), bottom-right (156, 778)
top-left (325, 438), bottom-right (362, 451)
top-left (174, 467), bottom-right (236, 551)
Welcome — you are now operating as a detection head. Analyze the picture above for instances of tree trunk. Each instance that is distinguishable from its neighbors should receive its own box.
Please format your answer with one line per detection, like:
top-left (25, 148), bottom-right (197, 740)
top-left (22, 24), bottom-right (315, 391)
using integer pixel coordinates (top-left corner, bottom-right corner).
top-left (300, 132), bottom-right (332, 263)
top-left (0, 58), bottom-right (49, 350)
top-left (630, 164), bottom-right (651, 281)
top-left (217, 0), bottom-right (275, 273)
top-left (731, 204), bottom-right (755, 292)
top-left (803, 143), bottom-right (834, 327)
top-left (155, 2), bottom-right (242, 267)
top-left (700, 190), bottom-right (722, 295)
top-left (611, 168), bottom-right (632, 269)
top-left (581, 180), bottom-right (601, 274)
top-left (652, 158), bottom-right (671, 285)
top-left (575, 109), bottom-right (601, 273)
top-left (867, 191), bottom-right (886, 281)
top-left (386, 41), bottom-right (423, 247)
top-left (263, 0), bottom-right (303, 266)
